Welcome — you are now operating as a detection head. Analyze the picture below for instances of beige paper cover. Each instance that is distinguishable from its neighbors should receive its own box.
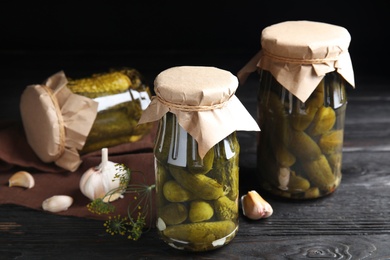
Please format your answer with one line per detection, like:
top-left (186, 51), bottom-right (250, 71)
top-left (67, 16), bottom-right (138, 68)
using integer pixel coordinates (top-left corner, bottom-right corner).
top-left (138, 66), bottom-right (260, 158)
top-left (20, 71), bottom-right (99, 172)
top-left (238, 20), bottom-right (355, 102)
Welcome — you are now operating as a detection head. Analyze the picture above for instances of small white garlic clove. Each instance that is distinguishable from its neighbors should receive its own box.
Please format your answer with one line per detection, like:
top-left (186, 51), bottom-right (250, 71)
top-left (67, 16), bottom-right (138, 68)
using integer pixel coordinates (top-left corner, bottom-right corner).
top-left (241, 190), bottom-right (273, 220)
top-left (102, 192), bottom-right (123, 203)
top-left (9, 171), bottom-right (35, 189)
top-left (42, 195), bottom-right (73, 213)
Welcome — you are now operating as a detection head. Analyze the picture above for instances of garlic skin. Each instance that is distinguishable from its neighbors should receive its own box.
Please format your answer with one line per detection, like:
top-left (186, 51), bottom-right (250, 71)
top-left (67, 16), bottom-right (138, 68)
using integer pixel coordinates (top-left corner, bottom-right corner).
top-left (9, 171), bottom-right (35, 189)
top-left (42, 195), bottom-right (73, 213)
top-left (241, 190), bottom-right (273, 220)
top-left (79, 148), bottom-right (126, 202)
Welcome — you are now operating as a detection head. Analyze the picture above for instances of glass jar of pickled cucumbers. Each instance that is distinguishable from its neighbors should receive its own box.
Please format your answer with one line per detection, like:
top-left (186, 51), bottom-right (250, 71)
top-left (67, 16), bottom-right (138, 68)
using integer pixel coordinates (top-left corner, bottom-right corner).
top-left (138, 66), bottom-right (259, 251)
top-left (67, 68), bottom-right (153, 154)
top-left (239, 21), bottom-right (355, 199)
top-left (257, 70), bottom-right (349, 199)
top-left (154, 112), bottom-right (240, 251)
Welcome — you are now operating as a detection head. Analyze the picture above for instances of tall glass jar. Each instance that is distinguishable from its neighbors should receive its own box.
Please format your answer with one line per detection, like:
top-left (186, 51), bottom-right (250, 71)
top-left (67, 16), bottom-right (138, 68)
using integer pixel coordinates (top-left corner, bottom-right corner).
top-left (154, 112), bottom-right (240, 251)
top-left (138, 66), bottom-right (259, 251)
top-left (238, 21), bottom-right (355, 199)
top-left (257, 70), bottom-right (348, 199)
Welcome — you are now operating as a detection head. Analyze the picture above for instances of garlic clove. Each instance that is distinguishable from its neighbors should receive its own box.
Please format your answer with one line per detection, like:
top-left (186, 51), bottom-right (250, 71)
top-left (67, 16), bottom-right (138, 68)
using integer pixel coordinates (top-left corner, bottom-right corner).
top-left (241, 190), bottom-right (273, 220)
top-left (42, 195), bottom-right (73, 213)
top-left (102, 192), bottom-right (123, 203)
top-left (9, 171), bottom-right (35, 189)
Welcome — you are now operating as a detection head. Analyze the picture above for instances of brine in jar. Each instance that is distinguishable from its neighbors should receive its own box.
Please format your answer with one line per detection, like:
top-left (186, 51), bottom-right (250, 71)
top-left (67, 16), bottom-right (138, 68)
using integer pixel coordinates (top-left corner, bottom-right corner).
top-left (257, 70), bottom-right (347, 199)
top-left (154, 112), bottom-right (240, 251)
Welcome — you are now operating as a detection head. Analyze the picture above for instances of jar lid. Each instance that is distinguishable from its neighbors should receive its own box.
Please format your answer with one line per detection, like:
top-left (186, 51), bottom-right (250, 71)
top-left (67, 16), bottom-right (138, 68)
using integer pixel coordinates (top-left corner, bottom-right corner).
top-left (239, 20), bottom-right (355, 102)
top-left (138, 66), bottom-right (260, 158)
top-left (20, 71), bottom-right (98, 172)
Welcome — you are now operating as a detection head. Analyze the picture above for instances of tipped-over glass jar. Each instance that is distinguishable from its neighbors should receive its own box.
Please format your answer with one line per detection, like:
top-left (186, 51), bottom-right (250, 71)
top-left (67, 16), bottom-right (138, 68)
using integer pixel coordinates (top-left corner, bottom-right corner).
top-left (67, 68), bottom-right (153, 154)
top-left (138, 66), bottom-right (259, 251)
top-left (239, 21), bottom-right (355, 199)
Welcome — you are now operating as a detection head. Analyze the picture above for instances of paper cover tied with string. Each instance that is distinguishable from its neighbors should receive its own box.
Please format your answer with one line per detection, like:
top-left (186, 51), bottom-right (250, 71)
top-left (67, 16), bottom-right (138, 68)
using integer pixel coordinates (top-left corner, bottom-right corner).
top-left (20, 71), bottom-right (98, 172)
top-left (138, 66), bottom-right (260, 158)
top-left (238, 20), bottom-right (355, 102)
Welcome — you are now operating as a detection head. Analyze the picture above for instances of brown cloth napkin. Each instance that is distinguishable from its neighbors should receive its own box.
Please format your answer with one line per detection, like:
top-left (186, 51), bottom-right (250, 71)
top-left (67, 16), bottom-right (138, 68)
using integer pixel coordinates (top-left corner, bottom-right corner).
top-left (0, 121), bottom-right (157, 227)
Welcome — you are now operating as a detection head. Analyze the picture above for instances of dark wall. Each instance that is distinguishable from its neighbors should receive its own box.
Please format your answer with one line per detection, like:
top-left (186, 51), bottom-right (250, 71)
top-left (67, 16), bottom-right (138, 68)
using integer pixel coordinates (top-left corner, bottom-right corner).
top-left (0, 1), bottom-right (388, 79)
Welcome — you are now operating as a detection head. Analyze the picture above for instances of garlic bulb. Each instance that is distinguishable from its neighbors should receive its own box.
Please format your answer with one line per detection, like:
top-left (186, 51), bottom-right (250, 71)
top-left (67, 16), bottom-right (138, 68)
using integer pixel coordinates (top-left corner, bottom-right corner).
top-left (79, 148), bottom-right (126, 202)
top-left (241, 190), bottom-right (273, 220)
top-left (42, 195), bottom-right (73, 213)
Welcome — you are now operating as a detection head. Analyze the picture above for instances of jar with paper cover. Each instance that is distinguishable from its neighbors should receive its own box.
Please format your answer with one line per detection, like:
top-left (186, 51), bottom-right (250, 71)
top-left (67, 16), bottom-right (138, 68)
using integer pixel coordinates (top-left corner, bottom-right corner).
top-left (67, 68), bottom-right (153, 154)
top-left (138, 66), bottom-right (260, 251)
top-left (238, 21), bottom-right (355, 199)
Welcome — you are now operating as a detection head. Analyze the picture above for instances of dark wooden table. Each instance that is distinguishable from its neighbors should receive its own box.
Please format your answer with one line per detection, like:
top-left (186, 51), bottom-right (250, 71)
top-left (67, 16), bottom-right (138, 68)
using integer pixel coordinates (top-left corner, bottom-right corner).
top-left (1, 51), bottom-right (390, 259)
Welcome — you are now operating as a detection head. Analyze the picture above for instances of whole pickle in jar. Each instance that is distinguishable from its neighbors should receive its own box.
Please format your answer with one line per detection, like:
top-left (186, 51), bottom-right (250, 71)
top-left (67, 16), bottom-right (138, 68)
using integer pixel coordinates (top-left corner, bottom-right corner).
top-left (187, 140), bottom-right (214, 174)
top-left (188, 200), bottom-right (214, 223)
top-left (287, 172), bottom-right (311, 192)
top-left (289, 101), bottom-right (318, 131)
top-left (274, 144), bottom-right (296, 167)
top-left (214, 196), bottom-right (238, 221)
top-left (163, 180), bottom-right (196, 202)
top-left (169, 165), bottom-right (225, 200)
top-left (162, 220), bottom-right (236, 246)
top-left (265, 91), bottom-right (290, 145)
top-left (289, 82), bottom-right (324, 131)
top-left (288, 130), bottom-right (322, 161)
top-left (306, 106), bottom-right (336, 137)
top-left (67, 71), bottom-right (131, 98)
top-left (318, 130), bottom-right (344, 155)
top-left (208, 134), bottom-right (240, 200)
top-left (160, 203), bottom-right (188, 225)
top-left (301, 155), bottom-right (336, 192)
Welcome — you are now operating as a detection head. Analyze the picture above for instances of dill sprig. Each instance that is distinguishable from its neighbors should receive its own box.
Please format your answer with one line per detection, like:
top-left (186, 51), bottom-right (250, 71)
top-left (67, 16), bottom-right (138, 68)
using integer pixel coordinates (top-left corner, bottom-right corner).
top-left (87, 163), bottom-right (155, 241)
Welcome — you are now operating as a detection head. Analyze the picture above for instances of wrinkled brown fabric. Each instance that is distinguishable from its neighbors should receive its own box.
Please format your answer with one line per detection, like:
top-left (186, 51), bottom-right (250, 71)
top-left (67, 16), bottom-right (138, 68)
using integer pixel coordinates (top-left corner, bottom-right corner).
top-left (0, 121), bottom-right (157, 227)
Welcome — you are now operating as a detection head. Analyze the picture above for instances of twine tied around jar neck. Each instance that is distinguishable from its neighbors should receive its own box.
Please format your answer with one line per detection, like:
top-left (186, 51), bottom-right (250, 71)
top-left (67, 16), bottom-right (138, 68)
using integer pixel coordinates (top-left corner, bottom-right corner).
top-left (154, 94), bottom-right (231, 112)
top-left (41, 85), bottom-right (66, 161)
top-left (262, 49), bottom-right (341, 65)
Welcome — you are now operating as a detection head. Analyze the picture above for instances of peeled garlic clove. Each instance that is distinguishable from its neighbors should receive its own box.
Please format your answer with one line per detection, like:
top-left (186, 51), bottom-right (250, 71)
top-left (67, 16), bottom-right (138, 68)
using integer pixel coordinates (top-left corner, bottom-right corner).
top-left (9, 171), bottom-right (35, 189)
top-left (241, 190), bottom-right (273, 220)
top-left (42, 195), bottom-right (73, 213)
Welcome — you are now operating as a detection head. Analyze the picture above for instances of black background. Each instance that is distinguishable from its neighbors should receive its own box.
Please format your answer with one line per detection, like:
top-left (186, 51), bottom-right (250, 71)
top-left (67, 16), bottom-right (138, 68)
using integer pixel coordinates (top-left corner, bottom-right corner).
top-left (0, 1), bottom-right (388, 83)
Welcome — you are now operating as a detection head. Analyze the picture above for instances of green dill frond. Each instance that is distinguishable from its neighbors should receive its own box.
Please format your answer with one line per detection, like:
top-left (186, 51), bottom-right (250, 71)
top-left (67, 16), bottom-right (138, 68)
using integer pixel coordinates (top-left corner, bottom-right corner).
top-left (87, 164), bottom-right (155, 241)
top-left (87, 198), bottom-right (116, 215)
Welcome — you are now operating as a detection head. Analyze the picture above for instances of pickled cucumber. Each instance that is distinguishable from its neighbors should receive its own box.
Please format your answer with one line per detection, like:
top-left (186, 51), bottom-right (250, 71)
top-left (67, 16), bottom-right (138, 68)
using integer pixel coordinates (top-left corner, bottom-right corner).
top-left (163, 180), bottom-right (196, 202)
top-left (208, 137), bottom-right (239, 200)
top-left (274, 144), bottom-right (296, 167)
top-left (287, 173), bottom-right (310, 192)
top-left (289, 102), bottom-right (318, 131)
top-left (160, 203), bottom-right (188, 225)
top-left (266, 91), bottom-right (290, 145)
top-left (319, 130), bottom-right (343, 155)
top-left (288, 130), bottom-right (322, 160)
top-left (189, 200), bottom-right (214, 223)
top-left (169, 165), bottom-right (225, 200)
top-left (307, 106), bottom-right (336, 136)
top-left (162, 220), bottom-right (236, 245)
top-left (301, 155), bottom-right (335, 192)
top-left (214, 196), bottom-right (238, 221)
top-left (187, 142), bottom-right (214, 174)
